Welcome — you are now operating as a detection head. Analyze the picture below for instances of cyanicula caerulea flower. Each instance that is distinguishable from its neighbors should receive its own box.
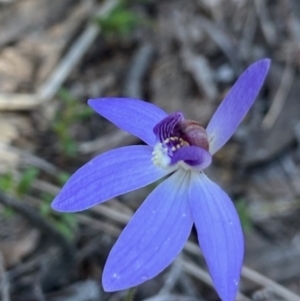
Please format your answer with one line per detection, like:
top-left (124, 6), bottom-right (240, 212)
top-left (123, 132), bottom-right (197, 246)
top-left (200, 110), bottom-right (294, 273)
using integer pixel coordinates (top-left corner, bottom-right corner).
top-left (52, 59), bottom-right (270, 301)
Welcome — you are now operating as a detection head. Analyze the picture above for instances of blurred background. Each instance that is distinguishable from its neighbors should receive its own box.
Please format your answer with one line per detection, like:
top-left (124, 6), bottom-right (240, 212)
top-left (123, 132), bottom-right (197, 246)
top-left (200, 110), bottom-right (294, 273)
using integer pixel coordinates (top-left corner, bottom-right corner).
top-left (0, 0), bottom-right (300, 300)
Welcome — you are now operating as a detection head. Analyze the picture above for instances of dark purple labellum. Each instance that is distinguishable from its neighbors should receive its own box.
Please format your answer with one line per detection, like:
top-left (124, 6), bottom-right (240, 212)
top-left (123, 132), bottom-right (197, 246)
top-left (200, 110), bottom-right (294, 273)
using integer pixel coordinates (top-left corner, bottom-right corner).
top-left (153, 112), bottom-right (210, 168)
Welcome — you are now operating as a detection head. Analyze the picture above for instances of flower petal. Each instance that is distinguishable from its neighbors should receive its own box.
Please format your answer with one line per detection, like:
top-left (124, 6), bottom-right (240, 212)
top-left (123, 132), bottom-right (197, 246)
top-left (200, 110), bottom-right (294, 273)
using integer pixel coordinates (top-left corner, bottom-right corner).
top-left (188, 173), bottom-right (244, 301)
top-left (171, 146), bottom-right (212, 169)
top-left (52, 146), bottom-right (170, 212)
top-left (206, 59), bottom-right (270, 155)
top-left (103, 170), bottom-right (193, 291)
top-left (88, 98), bottom-right (167, 146)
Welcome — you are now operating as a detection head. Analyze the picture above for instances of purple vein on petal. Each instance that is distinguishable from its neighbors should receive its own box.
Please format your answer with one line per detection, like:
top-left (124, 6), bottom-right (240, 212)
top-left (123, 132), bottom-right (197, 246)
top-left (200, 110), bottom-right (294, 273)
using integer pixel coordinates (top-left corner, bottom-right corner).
top-left (51, 145), bottom-right (171, 212)
top-left (102, 170), bottom-right (193, 292)
top-left (88, 98), bottom-right (168, 146)
top-left (206, 59), bottom-right (271, 155)
top-left (188, 172), bottom-right (244, 301)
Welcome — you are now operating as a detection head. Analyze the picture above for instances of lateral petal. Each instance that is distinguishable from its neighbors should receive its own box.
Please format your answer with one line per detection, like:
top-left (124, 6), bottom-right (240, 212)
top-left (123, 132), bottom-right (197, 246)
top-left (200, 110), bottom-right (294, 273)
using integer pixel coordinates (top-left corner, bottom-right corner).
top-left (103, 170), bottom-right (193, 291)
top-left (206, 59), bottom-right (270, 155)
top-left (88, 98), bottom-right (167, 146)
top-left (188, 172), bottom-right (244, 301)
top-left (52, 146), bottom-right (170, 212)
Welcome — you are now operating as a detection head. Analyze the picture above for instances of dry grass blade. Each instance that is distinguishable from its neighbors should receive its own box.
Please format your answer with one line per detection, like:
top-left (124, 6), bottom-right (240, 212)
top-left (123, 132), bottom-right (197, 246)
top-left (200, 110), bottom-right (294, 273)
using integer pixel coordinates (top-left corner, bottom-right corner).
top-left (180, 259), bottom-right (251, 301)
top-left (197, 16), bottom-right (242, 73)
top-left (91, 202), bottom-right (131, 225)
top-left (123, 43), bottom-right (155, 99)
top-left (242, 266), bottom-right (300, 301)
top-left (76, 214), bottom-right (121, 238)
top-left (0, 93), bottom-right (39, 110)
top-left (142, 295), bottom-right (199, 301)
top-left (78, 131), bottom-right (136, 154)
top-left (253, 0), bottom-right (277, 46)
top-left (0, 142), bottom-right (61, 175)
top-left (262, 56), bottom-right (295, 129)
top-left (158, 260), bottom-right (183, 295)
top-left (184, 241), bottom-right (300, 301)
top-left (181, 49), bottom-right (217, 100)
top-left (37, 0), bottom-right (120, 101)
top-left (0, 0), bottom-right (120, 111)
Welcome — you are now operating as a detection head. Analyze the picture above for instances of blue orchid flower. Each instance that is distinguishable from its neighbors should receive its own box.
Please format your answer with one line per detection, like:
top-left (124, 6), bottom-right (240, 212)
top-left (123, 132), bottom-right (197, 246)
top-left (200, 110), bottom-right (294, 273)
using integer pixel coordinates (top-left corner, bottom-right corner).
top-left (52, 59), bottom-right (270, 301)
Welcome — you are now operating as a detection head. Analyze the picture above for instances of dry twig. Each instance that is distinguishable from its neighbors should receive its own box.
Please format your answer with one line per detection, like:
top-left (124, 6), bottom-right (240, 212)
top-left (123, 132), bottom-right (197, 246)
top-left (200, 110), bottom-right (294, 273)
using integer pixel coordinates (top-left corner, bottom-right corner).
top-left (78, 130), bottom-right (137, 154)
top-left (158, 260), bottom-right (183, 296)
top-left (123, 43), bottom-right (155, 99)
top-left (184, 241), bottom-right (300, 301)
top-left (242, 266), bottom-right (300, 301)
top-left (180, 259), bottom-right (251, 301)
top-left (181, 49), bottom-right (218, 100)
top-left (38, 0), bottom-right (119, 102)
top-left (142, 294), bottom-right (199, 301)
top-left (0, 252), bottom-right (10, 301)
top-left (0, 142), bottom-right (61, 176)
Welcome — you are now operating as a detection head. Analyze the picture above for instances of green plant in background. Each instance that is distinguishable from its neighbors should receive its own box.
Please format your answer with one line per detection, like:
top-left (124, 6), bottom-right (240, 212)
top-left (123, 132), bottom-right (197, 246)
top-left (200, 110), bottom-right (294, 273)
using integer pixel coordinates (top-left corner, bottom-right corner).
top-left (40, 191), bottom-right (77, 240)
top-left (236, 199), bottom-right (253, 232)
top-left (0, 172), bottom-right (14, 193)
top-left (53, 88), bottom-right (93, 158)
top-left (0, 167), bottom-right (76, 239)
top-left (124, 288), bottom-right (136, 301)
top-left (0, 167), bottom-right (39, 197)
top-left (95, 0), bottom-right (140, 36)
top-left (0, 167), bottom-right (39, 217)
top-left (57, 172), bottom-right (71, 186)
top-left (0, 172), bottom-right (15, 217)
top-left (39, 172), bottom-right (77, 239)
top-left (17, 167), bottom-right (40, 196)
